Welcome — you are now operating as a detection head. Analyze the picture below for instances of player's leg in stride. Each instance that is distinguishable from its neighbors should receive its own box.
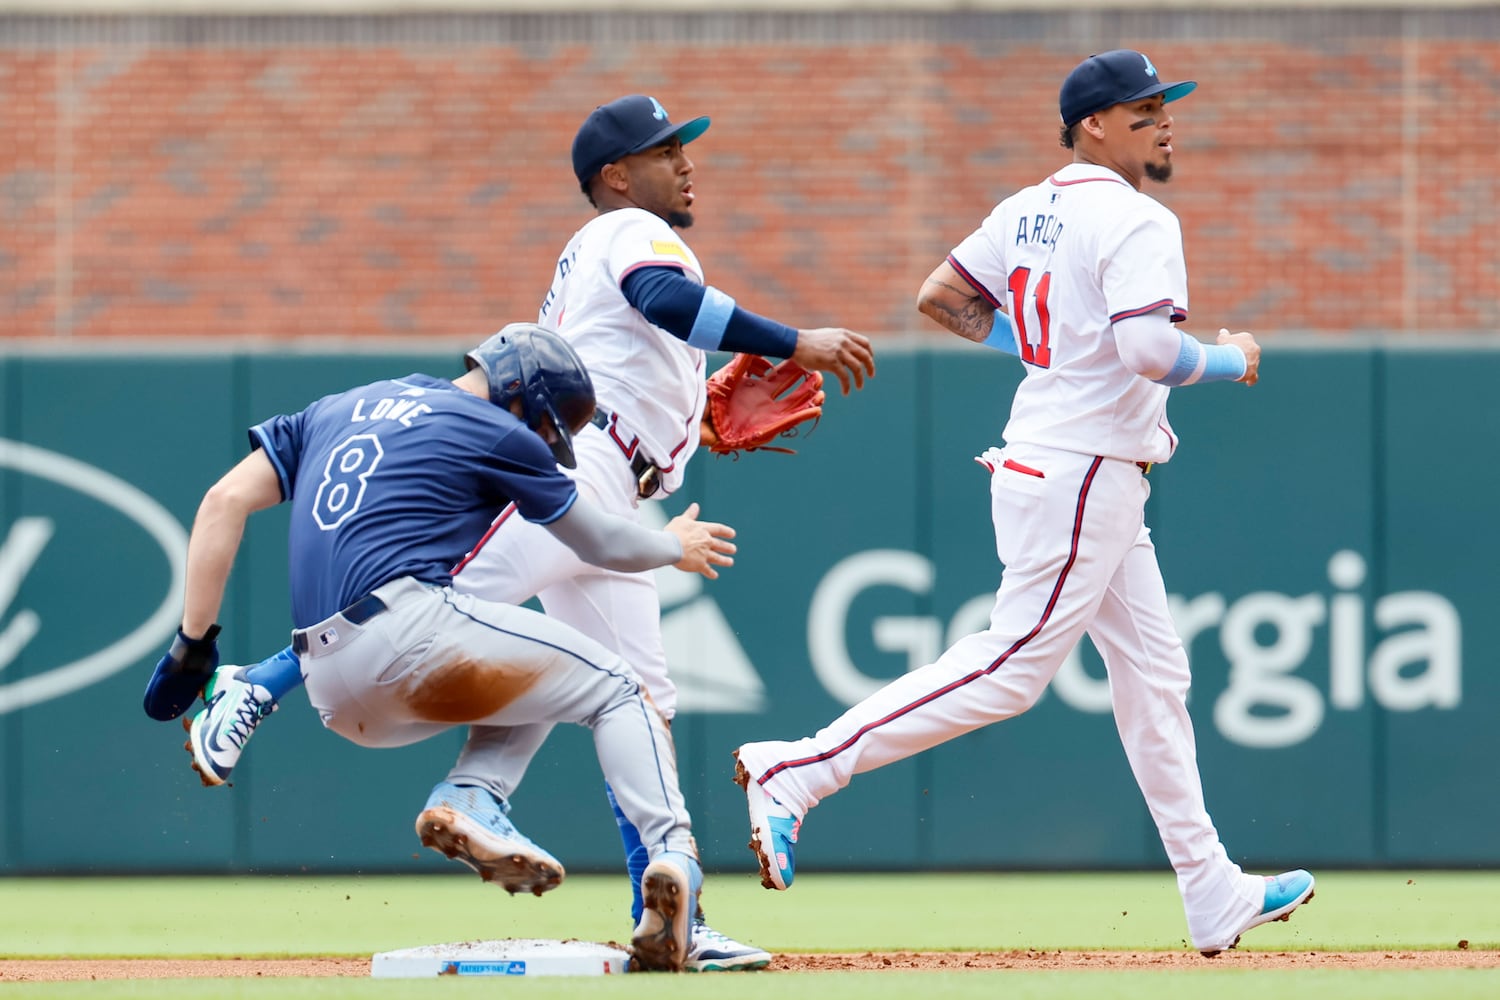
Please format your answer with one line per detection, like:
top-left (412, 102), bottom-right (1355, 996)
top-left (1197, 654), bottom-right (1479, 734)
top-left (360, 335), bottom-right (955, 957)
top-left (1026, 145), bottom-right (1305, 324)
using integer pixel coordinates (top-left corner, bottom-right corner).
top-left (415, 781), bottom-right (565, 896)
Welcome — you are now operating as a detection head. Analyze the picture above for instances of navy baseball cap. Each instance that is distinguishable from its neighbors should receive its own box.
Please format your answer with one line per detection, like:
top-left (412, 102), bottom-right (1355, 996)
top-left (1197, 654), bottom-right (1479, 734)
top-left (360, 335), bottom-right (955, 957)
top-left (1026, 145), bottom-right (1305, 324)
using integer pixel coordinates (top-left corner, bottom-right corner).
top-left (1059, 49), bottom-right (1197, 127)
top-left (571, 95), bottom-right (711, 186)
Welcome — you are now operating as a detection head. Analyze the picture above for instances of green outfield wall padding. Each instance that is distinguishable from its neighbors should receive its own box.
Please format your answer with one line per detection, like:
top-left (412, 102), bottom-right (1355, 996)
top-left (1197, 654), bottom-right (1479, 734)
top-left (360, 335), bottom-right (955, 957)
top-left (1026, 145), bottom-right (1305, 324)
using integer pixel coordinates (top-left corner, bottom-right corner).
top-left (0, 347), bottom-right (1492, 874)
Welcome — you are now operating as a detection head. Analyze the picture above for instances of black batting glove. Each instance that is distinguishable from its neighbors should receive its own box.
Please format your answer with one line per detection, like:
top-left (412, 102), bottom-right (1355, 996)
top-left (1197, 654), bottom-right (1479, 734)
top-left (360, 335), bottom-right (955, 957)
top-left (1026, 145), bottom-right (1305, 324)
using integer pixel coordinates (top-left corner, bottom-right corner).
top-left (142, 624), bottom-right (222, 721)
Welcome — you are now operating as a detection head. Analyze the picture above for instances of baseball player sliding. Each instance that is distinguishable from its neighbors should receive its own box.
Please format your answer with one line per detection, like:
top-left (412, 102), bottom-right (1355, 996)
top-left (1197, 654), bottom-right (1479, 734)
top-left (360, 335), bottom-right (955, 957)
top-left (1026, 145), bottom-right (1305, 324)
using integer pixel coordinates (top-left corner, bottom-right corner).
top-left (146, 95), bottom-right (875, 971)
top-left (151, 325), bottom-right (734, 971)
top-left (734, 50), bottom-right (1315, 956)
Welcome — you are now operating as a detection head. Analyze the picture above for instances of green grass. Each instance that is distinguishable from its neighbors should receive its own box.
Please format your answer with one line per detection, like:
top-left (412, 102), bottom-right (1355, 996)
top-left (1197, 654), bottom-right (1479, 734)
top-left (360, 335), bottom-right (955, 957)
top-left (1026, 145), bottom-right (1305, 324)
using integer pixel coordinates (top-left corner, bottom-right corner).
top-left (2, 870), bottom-right (1493, 956)
top-left (2, 871), bottom-right (1497, 999)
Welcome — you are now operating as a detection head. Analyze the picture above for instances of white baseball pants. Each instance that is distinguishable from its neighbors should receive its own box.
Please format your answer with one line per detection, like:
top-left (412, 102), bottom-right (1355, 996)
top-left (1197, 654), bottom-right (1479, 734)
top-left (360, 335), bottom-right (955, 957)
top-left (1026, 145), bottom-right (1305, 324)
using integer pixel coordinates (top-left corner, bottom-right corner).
top-left (735, 442), bottom-right (1267, 950)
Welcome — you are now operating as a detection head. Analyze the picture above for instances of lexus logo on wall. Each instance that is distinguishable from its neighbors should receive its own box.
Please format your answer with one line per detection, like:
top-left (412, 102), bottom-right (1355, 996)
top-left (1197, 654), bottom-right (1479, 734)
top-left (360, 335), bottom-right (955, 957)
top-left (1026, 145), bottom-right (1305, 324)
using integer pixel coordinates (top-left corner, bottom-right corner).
top-left (0, 439), bottom-right (186, 714)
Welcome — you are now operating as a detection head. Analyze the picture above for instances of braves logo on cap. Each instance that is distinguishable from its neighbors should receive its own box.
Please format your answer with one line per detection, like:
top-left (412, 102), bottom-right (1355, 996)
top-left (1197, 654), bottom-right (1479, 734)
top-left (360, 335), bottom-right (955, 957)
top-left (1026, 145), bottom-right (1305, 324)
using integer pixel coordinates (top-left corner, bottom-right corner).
top-left (1058, 49), bottom-right (1197, 127)
top-left (571, 95), bottom-right (712, 186)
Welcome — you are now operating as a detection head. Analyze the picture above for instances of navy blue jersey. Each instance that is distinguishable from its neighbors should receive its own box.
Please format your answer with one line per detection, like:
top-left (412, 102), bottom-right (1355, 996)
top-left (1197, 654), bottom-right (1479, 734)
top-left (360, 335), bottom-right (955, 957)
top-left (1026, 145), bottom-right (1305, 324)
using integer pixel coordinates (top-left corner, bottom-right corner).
top-left (250, 374), bottom-right (578, 627)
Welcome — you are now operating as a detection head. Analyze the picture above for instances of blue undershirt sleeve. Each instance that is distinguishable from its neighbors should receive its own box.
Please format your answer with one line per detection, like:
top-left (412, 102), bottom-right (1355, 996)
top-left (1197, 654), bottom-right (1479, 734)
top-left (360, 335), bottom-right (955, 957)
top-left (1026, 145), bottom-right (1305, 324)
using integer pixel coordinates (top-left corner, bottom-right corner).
top-left (690, 286), bottom-right (736, 350)
top-left (622, 265), bottom-right (798, 358)
top-left (243, 645), bottom-right (305, 701)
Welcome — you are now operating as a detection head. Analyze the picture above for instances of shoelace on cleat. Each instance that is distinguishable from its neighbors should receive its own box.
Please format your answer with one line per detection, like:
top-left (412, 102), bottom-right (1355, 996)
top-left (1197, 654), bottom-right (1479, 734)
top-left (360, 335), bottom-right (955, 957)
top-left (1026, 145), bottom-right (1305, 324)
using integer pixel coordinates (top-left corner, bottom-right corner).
top-left (224, 692), bottom-right (275, 748)
top-left (693, 924), bottom-right (733, 946)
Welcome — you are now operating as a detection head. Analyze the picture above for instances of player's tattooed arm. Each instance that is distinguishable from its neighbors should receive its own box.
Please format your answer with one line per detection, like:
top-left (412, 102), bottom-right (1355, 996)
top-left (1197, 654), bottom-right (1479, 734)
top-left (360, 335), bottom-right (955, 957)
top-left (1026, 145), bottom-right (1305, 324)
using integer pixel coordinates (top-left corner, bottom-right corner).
top-left (920, 278), bottom-right (997, 343)
top-left (916, 260), bottom-right (999, 344)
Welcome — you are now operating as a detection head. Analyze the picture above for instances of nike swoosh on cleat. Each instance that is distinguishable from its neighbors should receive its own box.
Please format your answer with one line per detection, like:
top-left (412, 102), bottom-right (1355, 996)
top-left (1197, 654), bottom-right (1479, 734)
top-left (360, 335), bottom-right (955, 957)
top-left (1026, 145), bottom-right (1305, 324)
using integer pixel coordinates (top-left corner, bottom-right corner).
top-left (203, 713), bottom-right (235, 756)
top-left (198, 716), bottom-right (239, 780)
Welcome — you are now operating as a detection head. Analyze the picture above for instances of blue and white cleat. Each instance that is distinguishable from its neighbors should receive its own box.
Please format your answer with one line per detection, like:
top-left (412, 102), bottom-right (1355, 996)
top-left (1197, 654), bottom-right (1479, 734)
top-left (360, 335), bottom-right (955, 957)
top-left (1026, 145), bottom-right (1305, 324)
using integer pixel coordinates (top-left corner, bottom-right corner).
top-left (1200, 869), bottom-right (1316, 956)
top-left (733, 750), bottom-right (799, 891)
top-left (415, 781), bottom-right (565, 896)
top-left (632, 851), bottom-right (703, 972)
top-left (685, 921), bottom-right (772, 972)
top-left (184, 666), bottom-right (276, 787)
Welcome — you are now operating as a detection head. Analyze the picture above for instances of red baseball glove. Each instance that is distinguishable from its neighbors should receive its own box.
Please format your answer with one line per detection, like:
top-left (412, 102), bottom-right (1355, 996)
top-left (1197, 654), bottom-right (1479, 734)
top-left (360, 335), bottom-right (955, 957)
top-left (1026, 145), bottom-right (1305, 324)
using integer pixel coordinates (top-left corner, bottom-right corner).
top-left (703, 354), bottom-right (826, 456)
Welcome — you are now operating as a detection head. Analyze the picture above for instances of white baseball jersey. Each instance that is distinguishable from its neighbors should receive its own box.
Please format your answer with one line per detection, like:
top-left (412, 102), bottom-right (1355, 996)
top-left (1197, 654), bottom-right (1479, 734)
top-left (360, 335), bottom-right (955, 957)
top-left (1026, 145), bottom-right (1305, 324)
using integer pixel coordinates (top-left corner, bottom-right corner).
top-left (442, 211), bottom-right (715, 807)
top-left (538, 207), bottom-right (708, 496)
top-left (948, 163), bottom-right (1188, 464)
top-left (737, 162), bottom-right (1277, 953)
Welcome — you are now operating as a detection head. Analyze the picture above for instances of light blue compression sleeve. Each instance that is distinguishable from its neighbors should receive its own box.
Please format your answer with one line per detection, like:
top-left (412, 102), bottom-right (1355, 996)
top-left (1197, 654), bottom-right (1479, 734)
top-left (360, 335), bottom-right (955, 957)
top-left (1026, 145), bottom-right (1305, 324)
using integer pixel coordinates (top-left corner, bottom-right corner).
top-left (1158, 330), bottom-right (1247, 386)
top-left (981, 312), bottom-right (1019, 356)
top-left (1114, 313), bottom-right (1248, 386)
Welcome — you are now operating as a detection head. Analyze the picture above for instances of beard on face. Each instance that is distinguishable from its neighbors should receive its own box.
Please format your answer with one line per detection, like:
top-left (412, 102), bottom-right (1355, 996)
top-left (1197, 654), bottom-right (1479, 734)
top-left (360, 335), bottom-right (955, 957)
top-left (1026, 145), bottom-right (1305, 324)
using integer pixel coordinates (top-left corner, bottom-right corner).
top-left (666, 209), bottom-right (694, 229)
top-left (1144, 160), bottom-right (1174, 183)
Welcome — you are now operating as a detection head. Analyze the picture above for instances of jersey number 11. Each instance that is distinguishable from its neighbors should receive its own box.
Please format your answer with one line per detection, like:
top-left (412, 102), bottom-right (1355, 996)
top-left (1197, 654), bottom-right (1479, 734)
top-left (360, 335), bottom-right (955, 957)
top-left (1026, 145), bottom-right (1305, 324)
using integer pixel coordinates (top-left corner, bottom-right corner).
top-left (1007, 266), bottom-right (1053, 368)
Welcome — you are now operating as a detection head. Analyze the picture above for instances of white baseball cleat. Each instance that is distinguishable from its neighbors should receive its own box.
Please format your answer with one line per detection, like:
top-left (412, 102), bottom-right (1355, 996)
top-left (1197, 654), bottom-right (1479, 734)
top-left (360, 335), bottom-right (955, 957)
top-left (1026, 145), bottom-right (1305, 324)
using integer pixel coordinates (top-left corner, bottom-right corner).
top-left (184, 666), bottom-right (277, 787)
top-left (1198, 870), bottom-right (1316, 956)
top-left (684, 921), bottom-right (772, 972)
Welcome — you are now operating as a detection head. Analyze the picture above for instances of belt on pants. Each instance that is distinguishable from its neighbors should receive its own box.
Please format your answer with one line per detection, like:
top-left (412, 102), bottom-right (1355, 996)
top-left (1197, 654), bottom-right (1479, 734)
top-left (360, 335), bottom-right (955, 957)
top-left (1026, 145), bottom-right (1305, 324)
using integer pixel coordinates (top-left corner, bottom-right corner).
top-left (292, 592), bottom-right (388, 653)
top-left (590, 407), bottom-right (662, 499)
top-left (1137, 461), bottom-right (1153, 475)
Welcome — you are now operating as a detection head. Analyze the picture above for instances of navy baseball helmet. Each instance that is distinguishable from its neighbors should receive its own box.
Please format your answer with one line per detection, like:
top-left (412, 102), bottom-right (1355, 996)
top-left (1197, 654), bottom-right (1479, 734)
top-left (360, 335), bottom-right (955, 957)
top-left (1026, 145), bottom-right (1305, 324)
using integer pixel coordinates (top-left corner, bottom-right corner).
top-left (1059, 49), bottom-right (1196, 127)
top-left (465, 324), bottom-right (596, 468)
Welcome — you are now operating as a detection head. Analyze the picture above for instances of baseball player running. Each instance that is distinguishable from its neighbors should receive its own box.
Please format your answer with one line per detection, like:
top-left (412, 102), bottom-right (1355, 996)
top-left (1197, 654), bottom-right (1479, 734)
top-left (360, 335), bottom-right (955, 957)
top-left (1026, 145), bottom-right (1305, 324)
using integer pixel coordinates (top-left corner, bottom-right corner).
top-left (149, 95), bottom-right (875, 971)
top-left (733, 50), bottom-right (1314, 956)
top-left (149, 325), bottom-right (734, 971)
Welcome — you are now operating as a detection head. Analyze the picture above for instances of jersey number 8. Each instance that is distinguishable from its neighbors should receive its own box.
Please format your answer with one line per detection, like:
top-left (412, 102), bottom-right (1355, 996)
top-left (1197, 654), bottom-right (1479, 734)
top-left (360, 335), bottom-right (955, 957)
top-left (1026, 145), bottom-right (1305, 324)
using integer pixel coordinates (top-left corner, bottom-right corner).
top-left (313, 433), bottom-right (385, 531)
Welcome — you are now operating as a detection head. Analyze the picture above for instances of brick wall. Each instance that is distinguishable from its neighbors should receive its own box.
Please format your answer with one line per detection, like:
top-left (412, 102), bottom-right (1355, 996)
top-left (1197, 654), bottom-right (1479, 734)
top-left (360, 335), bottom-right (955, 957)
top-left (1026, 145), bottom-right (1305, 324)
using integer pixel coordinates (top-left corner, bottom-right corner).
top-left (2, 10), bottom-right (1498, 341)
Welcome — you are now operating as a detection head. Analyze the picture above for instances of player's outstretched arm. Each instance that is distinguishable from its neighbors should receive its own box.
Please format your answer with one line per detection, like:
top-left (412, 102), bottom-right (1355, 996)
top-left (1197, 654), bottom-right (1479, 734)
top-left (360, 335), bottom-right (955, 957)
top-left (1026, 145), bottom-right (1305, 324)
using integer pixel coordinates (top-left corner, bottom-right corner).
top-left (621, 265), bottom-right (875, 393)
top-left (661, 502), bottom-right (737, 579)
top-left (544, 498), bottom-right (736, 578)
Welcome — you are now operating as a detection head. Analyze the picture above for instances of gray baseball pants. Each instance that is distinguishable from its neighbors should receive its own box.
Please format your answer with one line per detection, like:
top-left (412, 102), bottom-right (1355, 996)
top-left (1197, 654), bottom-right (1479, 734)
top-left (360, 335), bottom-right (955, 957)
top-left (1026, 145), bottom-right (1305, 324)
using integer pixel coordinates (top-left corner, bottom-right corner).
top-left (296, 575), bottom-right (694, 859)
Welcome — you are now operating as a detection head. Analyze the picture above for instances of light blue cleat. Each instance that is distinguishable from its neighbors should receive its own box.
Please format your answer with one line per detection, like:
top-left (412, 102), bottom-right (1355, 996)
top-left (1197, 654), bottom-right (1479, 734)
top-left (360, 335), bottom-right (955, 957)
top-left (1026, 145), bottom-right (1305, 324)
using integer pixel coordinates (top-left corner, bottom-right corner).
top-left (414, 781), bottom-right (564, 896)
top-left (734, 751), bottom-right (800, 891)
top-left (1201, 869), bottom-right (1316, 956)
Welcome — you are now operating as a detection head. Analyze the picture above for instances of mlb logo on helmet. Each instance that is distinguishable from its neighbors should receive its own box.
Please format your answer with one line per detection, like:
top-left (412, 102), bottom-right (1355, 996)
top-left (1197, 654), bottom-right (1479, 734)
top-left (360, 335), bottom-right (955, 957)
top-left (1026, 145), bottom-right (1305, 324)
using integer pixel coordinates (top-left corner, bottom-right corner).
top-left (1058, 49), bottom-right (1198, 127)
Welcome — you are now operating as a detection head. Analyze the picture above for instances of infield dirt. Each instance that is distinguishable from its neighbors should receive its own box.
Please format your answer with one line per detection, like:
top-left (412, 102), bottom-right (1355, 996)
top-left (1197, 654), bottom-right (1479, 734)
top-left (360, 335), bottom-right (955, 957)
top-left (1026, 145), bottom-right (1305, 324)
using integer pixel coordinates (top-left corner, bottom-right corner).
top-left (2, 950), bottom-right (1496, 980)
